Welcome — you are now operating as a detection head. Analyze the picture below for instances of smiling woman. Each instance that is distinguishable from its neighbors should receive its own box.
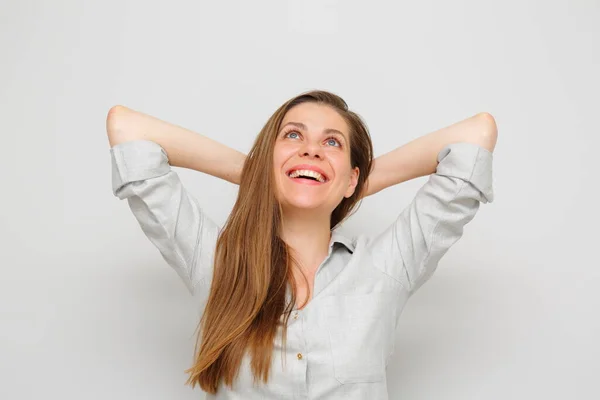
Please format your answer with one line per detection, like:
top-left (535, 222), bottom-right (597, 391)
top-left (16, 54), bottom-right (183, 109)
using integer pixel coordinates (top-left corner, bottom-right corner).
top-left (107, 89), bottom-right (495, 399)
top-left (272, 102), bottom-right (363, 220)
top-left (182, 93), bottom-right (375, 394)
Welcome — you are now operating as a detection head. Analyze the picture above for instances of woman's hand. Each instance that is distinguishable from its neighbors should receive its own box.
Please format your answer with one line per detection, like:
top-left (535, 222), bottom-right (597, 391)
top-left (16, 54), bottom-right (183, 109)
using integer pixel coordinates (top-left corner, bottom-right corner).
top-left (361, 161), bottom-right (379, 199)
top-left (233, 155), bottom-right (247, 186)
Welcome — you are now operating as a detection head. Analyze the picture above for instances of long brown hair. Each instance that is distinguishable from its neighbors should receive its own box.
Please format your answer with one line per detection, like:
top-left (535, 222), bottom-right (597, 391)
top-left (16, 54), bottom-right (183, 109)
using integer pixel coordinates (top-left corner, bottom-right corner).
top-left (184, 90), bottom-right (374, 393)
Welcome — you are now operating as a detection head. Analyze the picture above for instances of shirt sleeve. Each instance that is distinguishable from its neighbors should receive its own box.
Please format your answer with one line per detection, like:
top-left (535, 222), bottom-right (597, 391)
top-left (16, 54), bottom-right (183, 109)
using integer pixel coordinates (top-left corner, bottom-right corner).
top-left (110, 139), bottom-right (221, 295)
top-left (369, 142), bottom-right (494, 295)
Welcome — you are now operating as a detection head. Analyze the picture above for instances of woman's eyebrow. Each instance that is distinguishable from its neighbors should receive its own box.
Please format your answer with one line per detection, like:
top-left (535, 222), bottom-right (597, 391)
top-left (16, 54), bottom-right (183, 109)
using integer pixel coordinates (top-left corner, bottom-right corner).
top-left (281, 121), bottom-right (348, 142)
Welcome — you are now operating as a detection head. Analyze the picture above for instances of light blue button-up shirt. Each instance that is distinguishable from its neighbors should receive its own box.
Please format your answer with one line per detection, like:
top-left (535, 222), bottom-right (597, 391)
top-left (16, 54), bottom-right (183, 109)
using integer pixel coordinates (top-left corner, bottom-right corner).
top-left (110, 140), bottom-right (494, 399)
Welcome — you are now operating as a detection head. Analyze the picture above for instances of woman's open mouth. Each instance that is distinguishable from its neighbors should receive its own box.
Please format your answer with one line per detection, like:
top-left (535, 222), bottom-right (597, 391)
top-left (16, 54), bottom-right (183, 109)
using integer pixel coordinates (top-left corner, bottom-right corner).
top-left (286, 169), bottom-right (328, 185)
top-left (287, 175), bottom-right (326, 185)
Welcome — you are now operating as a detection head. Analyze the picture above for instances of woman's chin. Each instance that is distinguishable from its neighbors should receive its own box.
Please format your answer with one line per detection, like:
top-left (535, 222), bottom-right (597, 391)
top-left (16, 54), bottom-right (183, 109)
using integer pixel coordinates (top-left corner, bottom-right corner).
top-left (281, 198), bottom-right (329, 213)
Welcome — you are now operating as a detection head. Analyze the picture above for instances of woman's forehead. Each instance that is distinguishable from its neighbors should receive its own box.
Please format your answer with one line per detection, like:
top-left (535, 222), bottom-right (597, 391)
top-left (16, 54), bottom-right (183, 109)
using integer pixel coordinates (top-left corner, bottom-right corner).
top-left (281, 103), bottom-right (349, 133)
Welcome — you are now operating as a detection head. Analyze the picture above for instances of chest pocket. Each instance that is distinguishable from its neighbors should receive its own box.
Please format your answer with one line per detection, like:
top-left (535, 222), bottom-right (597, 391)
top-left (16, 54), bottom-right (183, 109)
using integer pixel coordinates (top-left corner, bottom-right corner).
top-left (322, 290), bottom-right (396, 384)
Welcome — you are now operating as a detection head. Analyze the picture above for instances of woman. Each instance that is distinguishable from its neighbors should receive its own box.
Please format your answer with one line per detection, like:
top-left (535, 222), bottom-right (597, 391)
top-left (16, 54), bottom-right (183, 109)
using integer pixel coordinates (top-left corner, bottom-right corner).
top-left (107, 90), bottom-right (497, 399)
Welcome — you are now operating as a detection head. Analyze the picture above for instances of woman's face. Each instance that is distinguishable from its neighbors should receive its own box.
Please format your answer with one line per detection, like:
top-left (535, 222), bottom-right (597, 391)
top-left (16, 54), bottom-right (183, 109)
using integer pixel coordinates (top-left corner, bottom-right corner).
top-left (272, 102), bottom-right (359, 214)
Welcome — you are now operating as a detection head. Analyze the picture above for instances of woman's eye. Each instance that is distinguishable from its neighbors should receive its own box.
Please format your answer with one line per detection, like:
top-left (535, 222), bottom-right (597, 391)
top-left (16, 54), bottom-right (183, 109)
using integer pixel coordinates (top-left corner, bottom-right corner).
top-left (326, 138), bottom-right (340, 147)
top-left (284, 131), bottom-right (340, 147)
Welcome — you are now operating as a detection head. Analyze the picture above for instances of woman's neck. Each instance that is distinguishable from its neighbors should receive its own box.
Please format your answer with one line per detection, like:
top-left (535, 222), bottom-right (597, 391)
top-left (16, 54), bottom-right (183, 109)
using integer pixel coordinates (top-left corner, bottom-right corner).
top-left (280, 212), bottom-right (332, 272)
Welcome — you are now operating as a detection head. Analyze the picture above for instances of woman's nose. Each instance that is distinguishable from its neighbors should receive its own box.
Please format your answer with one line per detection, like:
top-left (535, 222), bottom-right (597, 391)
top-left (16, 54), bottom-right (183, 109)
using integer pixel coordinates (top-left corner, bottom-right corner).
top-left (299, 141), bottom-right (323, 158)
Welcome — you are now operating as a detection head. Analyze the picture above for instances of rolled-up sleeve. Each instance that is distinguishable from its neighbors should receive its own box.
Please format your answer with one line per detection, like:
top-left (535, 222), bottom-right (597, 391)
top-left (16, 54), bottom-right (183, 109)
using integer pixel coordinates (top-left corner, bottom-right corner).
top-left (370, 142), bottom-right (494, 294)
top-left (110, 140), bottom-right (220, 295)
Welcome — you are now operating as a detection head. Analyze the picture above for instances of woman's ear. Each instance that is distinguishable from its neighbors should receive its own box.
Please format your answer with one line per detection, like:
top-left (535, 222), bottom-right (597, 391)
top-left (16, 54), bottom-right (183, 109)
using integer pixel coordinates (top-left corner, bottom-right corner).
top-left (344, 166), bottom-right (360, 198)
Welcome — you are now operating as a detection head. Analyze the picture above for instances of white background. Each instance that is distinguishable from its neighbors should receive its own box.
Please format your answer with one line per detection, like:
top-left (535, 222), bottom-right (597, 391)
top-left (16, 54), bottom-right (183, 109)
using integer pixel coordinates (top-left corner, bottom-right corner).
top-left (1, 0), bottom-right (598, 398)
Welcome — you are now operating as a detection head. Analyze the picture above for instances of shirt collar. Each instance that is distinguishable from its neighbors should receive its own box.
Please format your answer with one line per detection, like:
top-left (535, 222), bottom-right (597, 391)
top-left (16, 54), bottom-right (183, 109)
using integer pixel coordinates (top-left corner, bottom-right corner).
top-left (330, 228), bottom-right (355, 254)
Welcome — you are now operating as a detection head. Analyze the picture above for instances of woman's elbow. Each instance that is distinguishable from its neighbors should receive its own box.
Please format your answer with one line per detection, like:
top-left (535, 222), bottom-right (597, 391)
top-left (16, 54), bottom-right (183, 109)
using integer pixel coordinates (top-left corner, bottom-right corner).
top-left (106, 105), bottom-right (129, 127)
top-left (476, 112), bottom-right (498, 152)
top-left (106, 105), bottom-right (133, 146)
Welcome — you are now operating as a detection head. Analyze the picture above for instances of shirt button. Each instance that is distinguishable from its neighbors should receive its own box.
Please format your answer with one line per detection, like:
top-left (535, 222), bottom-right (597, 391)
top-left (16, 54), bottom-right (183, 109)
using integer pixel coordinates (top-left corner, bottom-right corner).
top-left (297, 353), bottom-right (303, 360)
top-left (293, 311), bottom-right (299, 320)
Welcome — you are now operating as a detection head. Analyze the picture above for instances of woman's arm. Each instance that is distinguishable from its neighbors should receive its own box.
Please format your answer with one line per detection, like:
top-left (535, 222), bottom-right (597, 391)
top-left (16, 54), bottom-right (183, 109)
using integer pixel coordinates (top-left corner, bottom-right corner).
top-left (363, 112), bottom-right (498, 197)
top-left (106, 105), bottom-right (247, 185)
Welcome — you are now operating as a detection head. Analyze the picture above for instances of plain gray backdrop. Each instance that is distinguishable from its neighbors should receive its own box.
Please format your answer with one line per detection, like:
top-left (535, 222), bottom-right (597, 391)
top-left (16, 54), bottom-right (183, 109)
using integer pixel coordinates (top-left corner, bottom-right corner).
top-left (1, 0), bottom-right (598, 399)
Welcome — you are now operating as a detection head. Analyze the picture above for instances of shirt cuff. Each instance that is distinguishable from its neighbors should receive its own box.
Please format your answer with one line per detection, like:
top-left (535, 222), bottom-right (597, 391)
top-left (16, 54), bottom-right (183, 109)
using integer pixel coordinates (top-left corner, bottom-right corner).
top-left (110, 140), bottom-right (171, 197)
top-left (436, 142), bottom-right (494, 203)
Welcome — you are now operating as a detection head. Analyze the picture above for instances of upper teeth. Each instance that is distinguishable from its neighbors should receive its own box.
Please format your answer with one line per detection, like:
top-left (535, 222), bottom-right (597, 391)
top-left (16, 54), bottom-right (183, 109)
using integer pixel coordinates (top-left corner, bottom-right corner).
top-left (288, 169), bottom-right (326, 183)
